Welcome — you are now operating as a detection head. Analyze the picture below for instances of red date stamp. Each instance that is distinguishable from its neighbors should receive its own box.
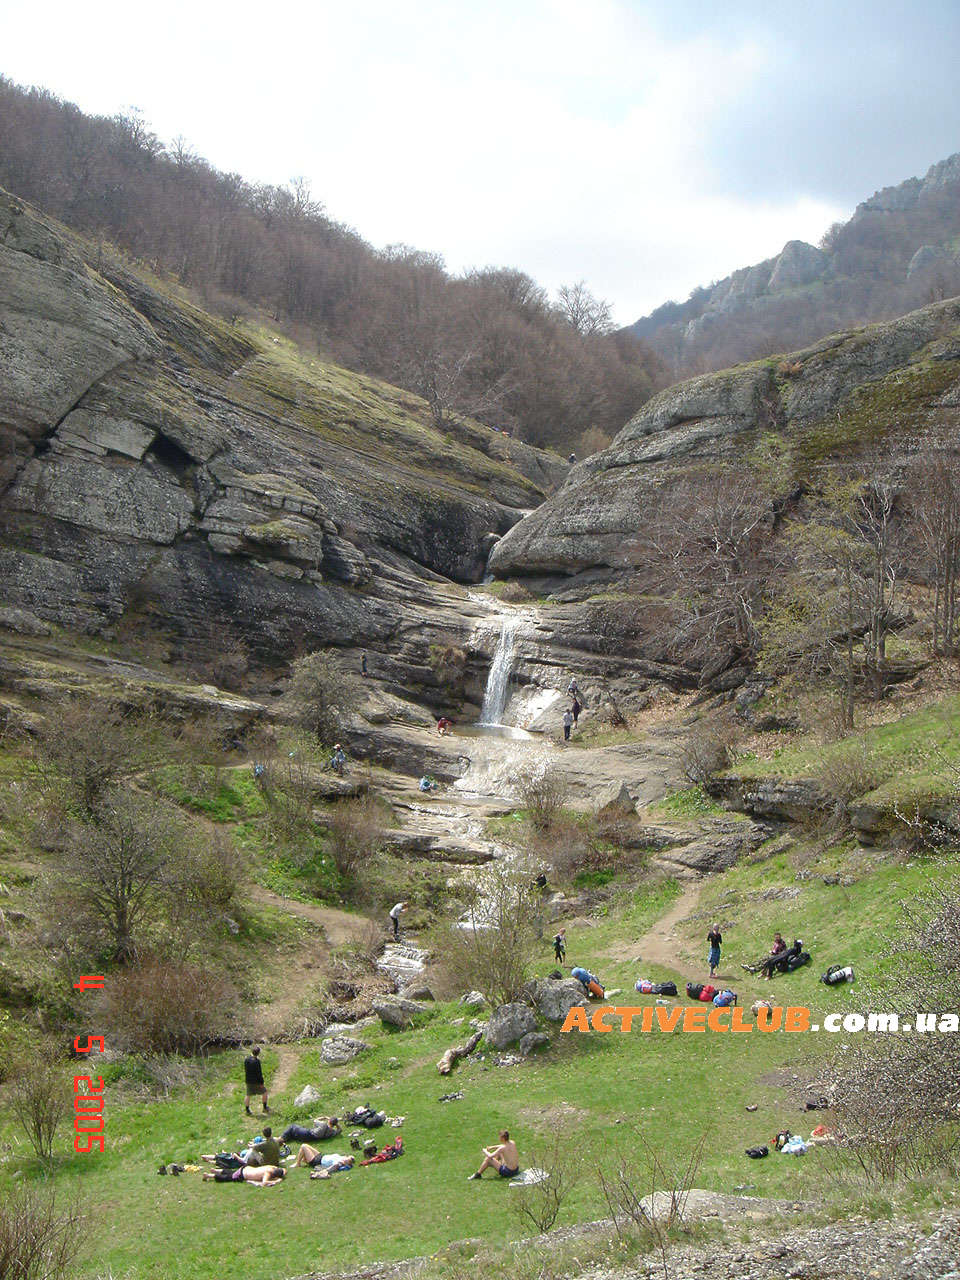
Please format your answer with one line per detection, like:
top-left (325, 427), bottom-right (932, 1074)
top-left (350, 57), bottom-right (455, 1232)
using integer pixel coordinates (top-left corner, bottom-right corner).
top-left (73, 975), bottom-right (106, 1154)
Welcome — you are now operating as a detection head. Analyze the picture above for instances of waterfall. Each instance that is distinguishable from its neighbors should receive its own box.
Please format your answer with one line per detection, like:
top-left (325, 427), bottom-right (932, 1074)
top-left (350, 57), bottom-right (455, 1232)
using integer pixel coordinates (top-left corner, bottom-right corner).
top-left (479, 616), bottom-right (520, 725)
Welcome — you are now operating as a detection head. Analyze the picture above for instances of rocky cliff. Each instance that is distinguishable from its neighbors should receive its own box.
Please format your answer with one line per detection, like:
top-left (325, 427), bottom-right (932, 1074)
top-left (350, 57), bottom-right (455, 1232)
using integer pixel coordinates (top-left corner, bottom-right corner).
top-left (491, 296), bottom-right (960, 579)
top-left (629, 152), bottom-right (960, 375)
top-left (0, 191), bottom-right (565, 662)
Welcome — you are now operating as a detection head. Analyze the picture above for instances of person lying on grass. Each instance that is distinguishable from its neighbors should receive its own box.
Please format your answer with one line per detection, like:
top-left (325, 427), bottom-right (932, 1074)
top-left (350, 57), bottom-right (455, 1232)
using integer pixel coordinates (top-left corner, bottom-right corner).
top-left (468, 1130), bottom-right (519, 1180)
top-left (281, 1117), bottom-right (340, 1144)
top-left (203, 1164), bottom-right (285, 1186)
top-left (293, 1144), bottom-right (355, 1177)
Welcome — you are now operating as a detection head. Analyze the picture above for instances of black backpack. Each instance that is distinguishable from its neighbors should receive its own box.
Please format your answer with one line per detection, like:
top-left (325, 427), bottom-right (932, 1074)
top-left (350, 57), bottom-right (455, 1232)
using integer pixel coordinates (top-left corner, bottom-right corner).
top-left (686, 982), bottom-right (704, 1001)
top-left (786, 951), bottom-right (811, 972)
top-left (745, 1145), bottom-right (769, 1159)
top-left (653, 981), bottom-right (678, 996)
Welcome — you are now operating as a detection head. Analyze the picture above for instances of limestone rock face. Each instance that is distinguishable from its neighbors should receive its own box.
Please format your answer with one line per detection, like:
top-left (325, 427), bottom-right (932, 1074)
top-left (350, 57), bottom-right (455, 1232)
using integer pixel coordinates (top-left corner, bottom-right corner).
top-left (491, 297), bottom-right (960, 580)
top-left (0, 189), bottom-right (561, 662)
top-left (767, 240), bottom-right (827, 291)
top-left (485, 1002), bottom-right (537, 1049)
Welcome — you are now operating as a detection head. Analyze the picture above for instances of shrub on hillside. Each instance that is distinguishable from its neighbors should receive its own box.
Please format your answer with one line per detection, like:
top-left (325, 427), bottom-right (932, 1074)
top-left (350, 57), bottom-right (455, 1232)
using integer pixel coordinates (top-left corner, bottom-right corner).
top-left (816, 743), bottom-right (888, 804)
top-left (515, 758), bottom-right (568, 830)
top-left (99, 956), bottom-right (240, 1054)
top-left (285, 650), bottom-right (361, 743)
top-left (819, 884), bottom-right (960, 1181)
top-left (441, 864), bottom-right (538, 1006)
top-left (324, 796), bottom-right (383, 888)
top-left (512, 1125), bottom-right (583, 1233)
top-left (680, 722), bottom-right (737, 785)
top-left (11, 1055), bottom-right (69, 1163)
top-left (0, 1189), bottom-right (80, 1280)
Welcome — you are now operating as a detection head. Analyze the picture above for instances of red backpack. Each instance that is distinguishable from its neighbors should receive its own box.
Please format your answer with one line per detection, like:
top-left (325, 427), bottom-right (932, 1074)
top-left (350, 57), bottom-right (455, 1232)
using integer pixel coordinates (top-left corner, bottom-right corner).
top-left (698, 984), bottom-right (717, 1002)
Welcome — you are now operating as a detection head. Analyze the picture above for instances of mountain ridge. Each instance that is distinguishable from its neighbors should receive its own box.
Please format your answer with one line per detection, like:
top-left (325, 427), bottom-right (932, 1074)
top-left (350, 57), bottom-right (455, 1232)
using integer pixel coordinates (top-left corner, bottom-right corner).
top-left (628, 150), bottom-right (960, 376)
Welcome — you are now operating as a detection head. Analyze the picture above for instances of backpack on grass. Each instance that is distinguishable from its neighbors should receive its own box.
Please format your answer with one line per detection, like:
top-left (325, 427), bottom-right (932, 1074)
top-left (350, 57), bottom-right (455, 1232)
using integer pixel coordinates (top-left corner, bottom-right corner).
top-left (698, 984), bottom-right (717, 1003)
top-left (686, 982), bottom-right (704, 1001)
top-left (820, 964), bottom-right (854, 985)
top-left (652, 981), bottom-right (678, 996)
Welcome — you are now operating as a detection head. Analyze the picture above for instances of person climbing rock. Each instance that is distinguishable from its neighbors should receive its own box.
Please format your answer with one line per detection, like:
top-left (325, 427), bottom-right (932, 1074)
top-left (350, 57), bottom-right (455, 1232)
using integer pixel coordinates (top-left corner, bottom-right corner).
top-left (330, 743), bottom-right (347, 775)
top-left (571, 696), bottom-right (582, 726)
top-left (562, 708), bottom-right (574, 742)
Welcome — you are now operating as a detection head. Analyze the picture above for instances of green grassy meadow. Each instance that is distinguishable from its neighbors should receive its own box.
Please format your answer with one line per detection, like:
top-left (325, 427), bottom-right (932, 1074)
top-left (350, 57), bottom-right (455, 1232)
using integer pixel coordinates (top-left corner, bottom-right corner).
top-left (4, 844), bottom-right (951, 1280)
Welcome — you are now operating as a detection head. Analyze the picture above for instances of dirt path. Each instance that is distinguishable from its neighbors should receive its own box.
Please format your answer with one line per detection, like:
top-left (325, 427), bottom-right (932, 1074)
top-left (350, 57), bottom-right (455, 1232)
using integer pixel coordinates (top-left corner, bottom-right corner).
top-left (606, 879), bottom-right (705, 980)
top-left (247, 883), bottom-right (374, 946)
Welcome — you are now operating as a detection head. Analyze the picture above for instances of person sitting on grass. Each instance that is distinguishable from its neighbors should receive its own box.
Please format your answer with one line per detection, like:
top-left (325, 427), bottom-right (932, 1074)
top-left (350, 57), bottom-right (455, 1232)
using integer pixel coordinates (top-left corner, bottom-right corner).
top-left (203, 1164), bottom-right (285, 1186)
top-left (293, 1145), bottom-right (355, 1177)
top-left (759, 932), bottom-right (788, 980)
top-left (468, 1130), bottom-right (519, 1181)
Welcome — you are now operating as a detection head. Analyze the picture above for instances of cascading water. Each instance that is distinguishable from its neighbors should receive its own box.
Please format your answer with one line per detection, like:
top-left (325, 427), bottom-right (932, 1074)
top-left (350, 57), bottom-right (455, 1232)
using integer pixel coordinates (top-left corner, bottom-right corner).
top-left (478, 616), bottom-right (520, 725)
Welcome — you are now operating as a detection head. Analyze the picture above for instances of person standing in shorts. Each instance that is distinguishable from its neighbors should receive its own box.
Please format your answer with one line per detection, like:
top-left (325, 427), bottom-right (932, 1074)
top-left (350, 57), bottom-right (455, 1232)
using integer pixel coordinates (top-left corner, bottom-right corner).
top-left (707, 923), bottom-right (722, 978)
top-left (244, 1046), bottom-right (269, 1116)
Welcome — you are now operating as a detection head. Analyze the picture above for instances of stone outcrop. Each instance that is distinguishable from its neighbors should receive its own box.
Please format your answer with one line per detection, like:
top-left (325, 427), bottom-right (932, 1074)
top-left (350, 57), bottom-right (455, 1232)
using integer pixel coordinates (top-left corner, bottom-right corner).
top-left (372, 995), bottom-right (429, 1028)
top-left (531, 978), bottom-right (588, 1022)
top-left (485, 1002), bottom-right (537, 1049)
top-left (0, 190), bottom-right (563, 664)
top-left (491, 298), bottom-right (960, 581)
top-left (320, 1036), bottom-right (368, 1065)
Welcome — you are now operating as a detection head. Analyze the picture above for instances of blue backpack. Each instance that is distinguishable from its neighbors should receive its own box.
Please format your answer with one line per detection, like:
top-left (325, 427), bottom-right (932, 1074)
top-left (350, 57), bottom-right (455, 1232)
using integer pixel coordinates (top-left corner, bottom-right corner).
top-left (713, 989), bottom-right (737, 1007)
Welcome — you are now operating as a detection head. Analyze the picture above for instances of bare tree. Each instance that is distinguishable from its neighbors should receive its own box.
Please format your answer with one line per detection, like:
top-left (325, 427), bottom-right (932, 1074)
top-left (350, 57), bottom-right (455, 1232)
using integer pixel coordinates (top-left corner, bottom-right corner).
top-left (32, 701), bottom-right (161, 817)
top-left (443, 864), bottom-right (538, 1006)
top-left (556, 280), bottom-right (614, 336)
top-left (49, 791), bottom-right (187, 962)
top-left (511, 1125), bottom-right (583, 1233)
top-left (908, 451), bottom-right (960, 655)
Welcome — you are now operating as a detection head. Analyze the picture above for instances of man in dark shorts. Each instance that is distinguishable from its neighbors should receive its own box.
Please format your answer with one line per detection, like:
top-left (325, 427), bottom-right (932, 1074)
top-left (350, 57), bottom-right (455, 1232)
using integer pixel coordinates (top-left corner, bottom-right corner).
top-left (244, 1046), bottom-right (269, 1115)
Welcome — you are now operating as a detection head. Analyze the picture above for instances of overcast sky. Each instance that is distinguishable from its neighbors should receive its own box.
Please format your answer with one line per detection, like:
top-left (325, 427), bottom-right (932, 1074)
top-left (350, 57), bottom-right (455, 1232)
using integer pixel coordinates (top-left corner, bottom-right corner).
top-left (3, 0), bottom-right (959, 322)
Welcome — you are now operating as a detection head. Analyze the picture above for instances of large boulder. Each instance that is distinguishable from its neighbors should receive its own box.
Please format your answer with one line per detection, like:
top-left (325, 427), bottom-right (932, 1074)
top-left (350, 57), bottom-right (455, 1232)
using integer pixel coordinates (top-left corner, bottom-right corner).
top-left (532, 978), bottom-right (588, 1023)
top-left (372, 995), bottom-right (428, 1028)
top-left (294, 1084), bottom-right (323, 1108)
top-left (320, 1036), bottom-right (368, 1066)
top-left (485, 1002), bottom-right (537, 1049)
top-left (594, 780), bottom-right (639, 818)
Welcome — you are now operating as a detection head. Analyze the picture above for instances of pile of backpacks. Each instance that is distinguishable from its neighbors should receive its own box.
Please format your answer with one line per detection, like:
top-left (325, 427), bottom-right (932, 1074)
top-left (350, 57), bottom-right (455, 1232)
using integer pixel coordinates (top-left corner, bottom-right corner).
top-left (346, 1105), bottom-right (386, 1129)
top-left (685, 982), bottom-right (737, 1006)
top-left (634, 978), bottom-right (678, 996)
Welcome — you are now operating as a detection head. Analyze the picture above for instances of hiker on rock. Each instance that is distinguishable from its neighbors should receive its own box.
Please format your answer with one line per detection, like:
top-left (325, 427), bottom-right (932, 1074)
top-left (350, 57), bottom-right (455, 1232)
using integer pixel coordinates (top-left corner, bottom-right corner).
top-left (243, 1046), bottom-right (270, 1115)
top-left (707, 923), bottom-right (722, 977)
top-left (361, 651), bottom-right (368, 677)
top-left (566, 677), bottom-right (579, 697)
top-left (330, 743), bottom-right (347, 776)
top-left (468, 1129), bottom-right (520, 1180)
top-left (571, 696), bottom-right (582, 726)
top-left (389, 900), bottom-right (408, 940)
top-left (562, 708), bottom-right (574, 742)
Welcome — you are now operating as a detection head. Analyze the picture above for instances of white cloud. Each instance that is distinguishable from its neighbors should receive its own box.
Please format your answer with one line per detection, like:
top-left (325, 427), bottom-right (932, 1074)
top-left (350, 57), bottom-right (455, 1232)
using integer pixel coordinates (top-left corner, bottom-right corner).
top-left (0, 0), bottom-right (917, 319)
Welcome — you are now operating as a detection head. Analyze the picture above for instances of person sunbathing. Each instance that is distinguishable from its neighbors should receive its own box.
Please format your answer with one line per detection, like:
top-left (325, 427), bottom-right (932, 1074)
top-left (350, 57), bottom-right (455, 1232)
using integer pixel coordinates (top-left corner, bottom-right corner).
top-left (203, 1164), bottom-right (285, 1186)
top-left (468, 1129), bottom-right (519, 1180)
top-left (294, 1144), bottom-right (355, 1177)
